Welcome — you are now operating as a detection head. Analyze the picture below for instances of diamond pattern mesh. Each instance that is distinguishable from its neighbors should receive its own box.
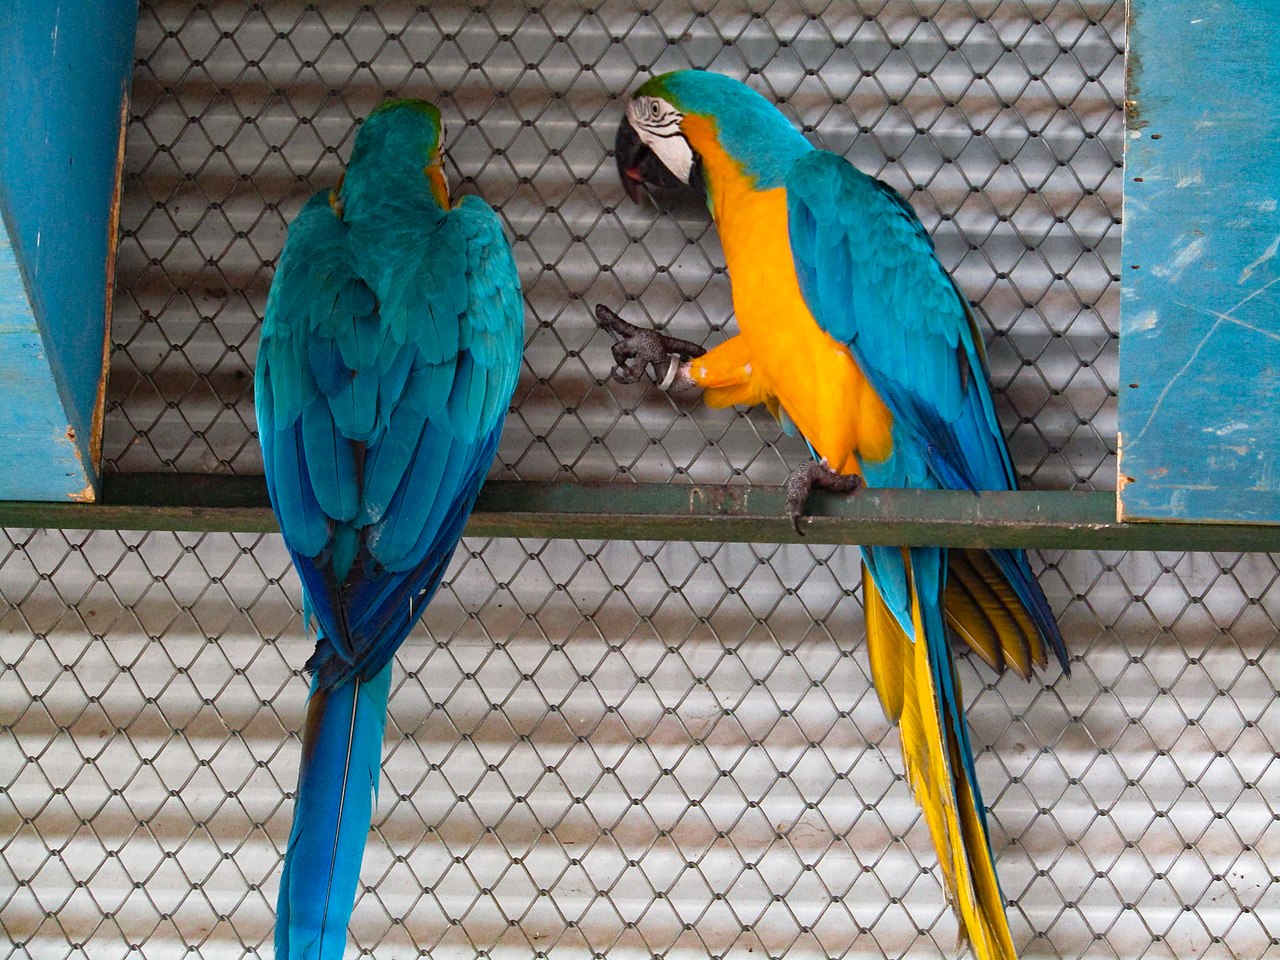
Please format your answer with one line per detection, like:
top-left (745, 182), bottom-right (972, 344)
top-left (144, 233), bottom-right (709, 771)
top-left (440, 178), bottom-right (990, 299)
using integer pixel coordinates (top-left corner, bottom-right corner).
top-left (2, 531), bottom-right (1278, 958)
top-left (106, 0), bottom-right (1122, 489)
top-left (9, 3), bottom-right (1263, 959)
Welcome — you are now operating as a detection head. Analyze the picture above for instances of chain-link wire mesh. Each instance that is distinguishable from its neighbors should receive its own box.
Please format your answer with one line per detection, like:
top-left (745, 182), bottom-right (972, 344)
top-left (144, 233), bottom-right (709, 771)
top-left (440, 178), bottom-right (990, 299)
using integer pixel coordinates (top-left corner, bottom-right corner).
top-left (2, 531), bottom-right (1278, 958)
top-left (106, 0), bottom-right (1122, 489)
top-left (11, 3), bottom-right (1267, 960)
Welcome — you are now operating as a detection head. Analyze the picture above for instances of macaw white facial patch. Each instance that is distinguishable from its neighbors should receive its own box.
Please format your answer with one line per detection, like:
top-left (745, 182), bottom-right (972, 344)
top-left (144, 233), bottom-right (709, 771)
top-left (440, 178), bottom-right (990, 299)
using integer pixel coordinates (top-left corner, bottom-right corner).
top-left (627, 95), bottom-right (693, 184)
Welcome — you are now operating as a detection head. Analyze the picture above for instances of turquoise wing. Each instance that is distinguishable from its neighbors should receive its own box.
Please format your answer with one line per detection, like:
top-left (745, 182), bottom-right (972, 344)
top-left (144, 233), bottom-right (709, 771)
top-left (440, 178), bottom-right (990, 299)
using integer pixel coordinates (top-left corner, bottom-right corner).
top-left (784, 150), bottom-right (1066, 668)
top-left (257, 193), bottom-right (359, 561)
top-left (255, 190), bottom-right (524, 689)
top-left (785, 150), bottom-right (1014, 493)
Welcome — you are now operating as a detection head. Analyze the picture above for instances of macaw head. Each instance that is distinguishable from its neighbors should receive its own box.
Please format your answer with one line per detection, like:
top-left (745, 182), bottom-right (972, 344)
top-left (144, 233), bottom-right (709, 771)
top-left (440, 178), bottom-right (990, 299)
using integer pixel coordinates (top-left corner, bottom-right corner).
top-left (615, 70), bottom-right (811, 204)
top-left (341, 98), bottom-right (450, 211)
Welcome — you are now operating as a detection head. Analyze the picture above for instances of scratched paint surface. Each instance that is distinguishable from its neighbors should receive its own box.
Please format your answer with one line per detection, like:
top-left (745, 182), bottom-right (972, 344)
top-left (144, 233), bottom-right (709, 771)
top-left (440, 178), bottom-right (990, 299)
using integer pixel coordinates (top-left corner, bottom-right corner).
top-left (1119, 1), bottom-right (1280, 523)
top-left (0, 225), bottom-right (99, 500)
top-left (0, 1), bottom-right (136, 500)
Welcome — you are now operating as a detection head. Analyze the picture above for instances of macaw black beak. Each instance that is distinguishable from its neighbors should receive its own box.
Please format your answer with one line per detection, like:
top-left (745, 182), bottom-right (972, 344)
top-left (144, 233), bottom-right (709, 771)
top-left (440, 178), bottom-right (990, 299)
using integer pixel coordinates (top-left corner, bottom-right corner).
top-left (615, 118), bottom-right (686, 203)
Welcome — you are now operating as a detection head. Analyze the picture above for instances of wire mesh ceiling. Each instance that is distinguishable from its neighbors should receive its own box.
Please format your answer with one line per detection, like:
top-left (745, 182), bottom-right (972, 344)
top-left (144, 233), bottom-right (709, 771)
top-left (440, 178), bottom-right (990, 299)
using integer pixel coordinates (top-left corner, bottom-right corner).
top-left (106, 0), bottom-right (1122, 491)
top-left (10, 4), bottom-right (1271, 960)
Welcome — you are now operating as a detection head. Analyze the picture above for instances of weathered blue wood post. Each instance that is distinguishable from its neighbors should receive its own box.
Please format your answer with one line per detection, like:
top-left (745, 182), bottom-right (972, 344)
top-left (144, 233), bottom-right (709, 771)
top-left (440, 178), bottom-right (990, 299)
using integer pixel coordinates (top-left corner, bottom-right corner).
top-left (1120, 1), bottom-right (1280, 523)
top-left (0, 2), bottom-right (138, 500)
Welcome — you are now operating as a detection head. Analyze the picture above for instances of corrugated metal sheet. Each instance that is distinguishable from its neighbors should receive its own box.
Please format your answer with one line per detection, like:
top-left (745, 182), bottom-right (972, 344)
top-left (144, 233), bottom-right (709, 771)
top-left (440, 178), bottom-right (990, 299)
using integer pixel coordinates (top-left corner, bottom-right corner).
top-left (105, 0), bottom-right (1121, 490)
top-left (3, 530), bottom-right (1277, 957)
top-left (7, 4), bottom-right (1274, 960)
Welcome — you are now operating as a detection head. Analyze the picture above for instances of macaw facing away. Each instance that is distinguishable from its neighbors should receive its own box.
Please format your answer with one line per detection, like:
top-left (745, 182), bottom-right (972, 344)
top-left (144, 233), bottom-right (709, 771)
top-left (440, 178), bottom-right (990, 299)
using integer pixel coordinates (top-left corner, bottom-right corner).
top-left (598, 70), bottom-right (1069, 960)
top-left (255, 99), bottom-right (524, 959)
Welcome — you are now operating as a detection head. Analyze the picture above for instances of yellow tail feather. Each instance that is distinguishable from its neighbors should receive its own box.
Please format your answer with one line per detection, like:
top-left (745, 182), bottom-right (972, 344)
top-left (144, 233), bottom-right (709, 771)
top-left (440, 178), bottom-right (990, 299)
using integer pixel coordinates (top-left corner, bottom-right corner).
top-left (864, 560), bottom-right (1018, 960)
top-left (963, 549), bottom-right (1045, 670)
top-left (863, 562), bottom-right (907, 723)
top-left (946, 549), bottom-right (1043, 680)
top-left (943, 566), bottom-right (1005, 675)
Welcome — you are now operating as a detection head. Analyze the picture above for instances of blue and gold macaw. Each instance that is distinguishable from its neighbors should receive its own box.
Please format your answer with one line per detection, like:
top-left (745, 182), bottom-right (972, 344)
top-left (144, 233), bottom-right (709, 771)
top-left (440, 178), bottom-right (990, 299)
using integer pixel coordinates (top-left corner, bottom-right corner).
top-left (599, 70), bottom-right (1069, 959)
top-left (255, 99), bottom-right (524, 959)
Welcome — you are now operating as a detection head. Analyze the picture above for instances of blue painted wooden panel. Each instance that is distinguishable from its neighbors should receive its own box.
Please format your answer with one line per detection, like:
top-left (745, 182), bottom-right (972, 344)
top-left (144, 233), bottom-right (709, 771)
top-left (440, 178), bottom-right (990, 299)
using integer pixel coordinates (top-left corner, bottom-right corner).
top-left (0, 1), bottom-right (137, 501)
top-left (1119, 1), bottom-right (1280, 524)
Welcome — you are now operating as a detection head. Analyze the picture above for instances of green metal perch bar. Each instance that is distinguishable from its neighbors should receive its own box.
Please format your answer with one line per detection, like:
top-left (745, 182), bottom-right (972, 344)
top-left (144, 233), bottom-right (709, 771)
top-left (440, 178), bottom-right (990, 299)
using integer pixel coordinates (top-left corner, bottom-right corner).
top-left (1, 475), bottom-right (1278, 551)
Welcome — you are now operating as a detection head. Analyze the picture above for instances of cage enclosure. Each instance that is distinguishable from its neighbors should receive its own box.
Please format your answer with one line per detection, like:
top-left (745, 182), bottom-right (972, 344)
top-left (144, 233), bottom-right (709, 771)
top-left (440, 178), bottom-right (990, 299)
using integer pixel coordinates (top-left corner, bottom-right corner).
top-left (2, 3), bottom-right (1279, 960)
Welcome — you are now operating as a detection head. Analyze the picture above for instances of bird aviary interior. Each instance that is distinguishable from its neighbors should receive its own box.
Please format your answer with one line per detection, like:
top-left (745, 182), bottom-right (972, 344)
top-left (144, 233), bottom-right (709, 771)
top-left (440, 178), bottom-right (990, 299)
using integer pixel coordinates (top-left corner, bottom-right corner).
top-left (4, 2), bottom-right (1279, 959)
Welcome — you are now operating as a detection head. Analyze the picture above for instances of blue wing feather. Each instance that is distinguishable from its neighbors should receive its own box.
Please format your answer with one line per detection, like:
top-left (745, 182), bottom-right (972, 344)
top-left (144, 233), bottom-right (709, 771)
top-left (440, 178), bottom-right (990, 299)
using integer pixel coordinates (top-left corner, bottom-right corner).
top-left (258, 188), bottom-right (523, 686)
top-left (785, 149), bottom-right (1066, 667)
top-left (301, 395), bottom-right (358, 523)
top-left (332, 372), bottom-right (369, 441)
top-left (268, 418), bottom-right (330, 559)
top-left (359, 404), bottom-right (429, 527)
top-left (366, 420), bottom-right (456, 570)
top-left (787, 152), bottom-right (1012, 493)
top-left (308, 336), bottom-right (347, 397)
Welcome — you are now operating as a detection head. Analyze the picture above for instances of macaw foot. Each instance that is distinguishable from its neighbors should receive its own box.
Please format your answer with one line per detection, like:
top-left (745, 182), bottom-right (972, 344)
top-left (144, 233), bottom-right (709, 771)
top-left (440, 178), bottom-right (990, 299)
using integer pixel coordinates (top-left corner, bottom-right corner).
top-left (784, 459), bottom-right (862, 536)
top-left (595, 304), bottom-right (706, 386)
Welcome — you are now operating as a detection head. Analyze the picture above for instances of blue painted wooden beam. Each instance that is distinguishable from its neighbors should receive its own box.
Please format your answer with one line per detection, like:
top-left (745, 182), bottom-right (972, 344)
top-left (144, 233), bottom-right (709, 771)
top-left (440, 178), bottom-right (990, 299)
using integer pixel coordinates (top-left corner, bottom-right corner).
top-left (0, 2), bottom-right (138, 501)
top-left (1119, 2), bottom-right (1280, 524)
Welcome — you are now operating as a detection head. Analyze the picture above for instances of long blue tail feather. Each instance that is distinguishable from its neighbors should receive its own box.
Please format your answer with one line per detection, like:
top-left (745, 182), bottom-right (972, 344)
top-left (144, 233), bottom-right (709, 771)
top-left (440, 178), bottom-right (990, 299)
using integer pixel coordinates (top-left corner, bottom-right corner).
top-left (276, 661), bottom-right (393, 960)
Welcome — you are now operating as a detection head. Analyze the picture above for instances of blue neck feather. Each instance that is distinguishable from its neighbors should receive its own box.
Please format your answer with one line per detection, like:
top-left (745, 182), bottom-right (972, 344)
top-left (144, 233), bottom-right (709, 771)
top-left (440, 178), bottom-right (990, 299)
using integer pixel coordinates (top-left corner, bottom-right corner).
top-left (338, 103), bottom-right (445, 218)
top-left (659, 71), bottom-right (814, 189)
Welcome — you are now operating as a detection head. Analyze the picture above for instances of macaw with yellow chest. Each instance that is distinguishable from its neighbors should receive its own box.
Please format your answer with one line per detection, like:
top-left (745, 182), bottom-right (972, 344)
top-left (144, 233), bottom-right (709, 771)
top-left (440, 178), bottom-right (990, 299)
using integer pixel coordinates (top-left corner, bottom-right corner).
top-left (598, 70), bottom-right (1069, 959)
top-left (256, 99), bottom-right (524, 958)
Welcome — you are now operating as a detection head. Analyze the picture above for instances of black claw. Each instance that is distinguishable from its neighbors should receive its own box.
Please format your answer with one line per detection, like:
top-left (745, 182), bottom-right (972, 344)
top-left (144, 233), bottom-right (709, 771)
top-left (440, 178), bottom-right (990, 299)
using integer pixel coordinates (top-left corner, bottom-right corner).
top-left (784, 459), bottom-right (862, 535)
top-left (595, 304), bottom-right (706, 385)
top-left (785, 466), bottom-right (814, 537)
top-left (594, 303), bottom-right (641, 339)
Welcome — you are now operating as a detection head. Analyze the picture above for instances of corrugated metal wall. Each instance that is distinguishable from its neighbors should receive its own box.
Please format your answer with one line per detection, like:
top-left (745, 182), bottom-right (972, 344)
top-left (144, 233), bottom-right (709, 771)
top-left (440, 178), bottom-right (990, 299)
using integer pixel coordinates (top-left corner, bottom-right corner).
top-left (4, 3), bottom-right (1278, 959)
top-left (104, 0), bottom-right (1120, 489)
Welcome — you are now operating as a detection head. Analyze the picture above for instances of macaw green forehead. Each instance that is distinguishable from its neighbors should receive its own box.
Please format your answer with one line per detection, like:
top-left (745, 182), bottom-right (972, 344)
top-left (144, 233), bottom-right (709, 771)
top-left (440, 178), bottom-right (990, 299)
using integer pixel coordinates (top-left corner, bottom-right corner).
top-left (371, 97), bottom-right (442, 127)
top-left (355, 98), bottom-right (444, 158)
